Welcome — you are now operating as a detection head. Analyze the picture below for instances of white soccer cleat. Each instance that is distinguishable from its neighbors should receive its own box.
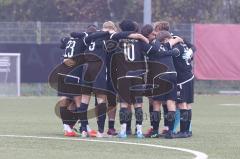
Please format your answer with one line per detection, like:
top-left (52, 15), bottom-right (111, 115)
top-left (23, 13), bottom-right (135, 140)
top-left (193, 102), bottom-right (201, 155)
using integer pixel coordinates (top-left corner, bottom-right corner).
top-left (81, 131), bottom-right (88, 138)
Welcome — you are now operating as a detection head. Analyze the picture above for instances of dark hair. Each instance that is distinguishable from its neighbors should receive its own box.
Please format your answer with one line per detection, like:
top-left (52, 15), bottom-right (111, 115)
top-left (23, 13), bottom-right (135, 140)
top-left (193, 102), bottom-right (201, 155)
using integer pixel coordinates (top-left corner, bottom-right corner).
top-left (141, 24), bottom-right (154, 37)
top-left (133, 21), bottom-right (140, 33)
top-left (87, 24), bottom-right (97, 32)
top-left (119, 19), bottom-right (136, 31)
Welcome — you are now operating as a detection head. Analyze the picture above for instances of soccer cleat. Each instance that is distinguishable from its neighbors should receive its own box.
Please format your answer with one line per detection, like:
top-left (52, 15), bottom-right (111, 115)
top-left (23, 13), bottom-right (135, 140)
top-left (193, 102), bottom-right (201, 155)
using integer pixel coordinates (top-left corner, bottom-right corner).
top-left (159, 129), bottom-right (168, 137)
top-left (96, 132), bottom-right (108, 138)
top-left (118, 132), bottom-right (127, 138)
top-left (107, 128), bottom-right (118, 136)
top-left (64, 131), bottom-right (77, 137)
top-left (81, 131), bottom-right (88, 138)
top-left (165, 130), bottom-right (175, 139)
top-left (144, 127), bottom-right (153, 138)
top-left (136, 131), bottom-right (144, 139)
top-left (174, 131), bottom-right (189, 138)
top-left (187, 131), bottom-right (192, 137)
top-left (149, 130), bottom-right (159, 138)
top-left (87, 129), bottom-right (97, 137)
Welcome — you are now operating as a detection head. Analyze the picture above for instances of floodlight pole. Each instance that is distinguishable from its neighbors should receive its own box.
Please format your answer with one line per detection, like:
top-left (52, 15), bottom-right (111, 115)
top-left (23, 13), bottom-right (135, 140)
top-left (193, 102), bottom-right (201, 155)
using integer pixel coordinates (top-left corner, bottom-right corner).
top-left (143, 0), bottom-right (152, 25)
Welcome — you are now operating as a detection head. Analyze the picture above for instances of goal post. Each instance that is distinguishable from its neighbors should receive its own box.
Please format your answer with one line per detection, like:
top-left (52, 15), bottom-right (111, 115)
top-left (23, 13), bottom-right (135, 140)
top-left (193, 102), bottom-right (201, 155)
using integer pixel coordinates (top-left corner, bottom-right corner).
top-left (0, 53), bottom-right (21, 96)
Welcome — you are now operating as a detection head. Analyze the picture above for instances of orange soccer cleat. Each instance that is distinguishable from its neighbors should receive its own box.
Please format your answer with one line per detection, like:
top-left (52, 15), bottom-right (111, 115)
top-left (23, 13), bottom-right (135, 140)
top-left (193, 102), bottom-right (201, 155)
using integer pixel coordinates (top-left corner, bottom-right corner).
top-left (64, 131), bottom-right (77, 137)
top-left (87, 129), bottom-right (97, 137)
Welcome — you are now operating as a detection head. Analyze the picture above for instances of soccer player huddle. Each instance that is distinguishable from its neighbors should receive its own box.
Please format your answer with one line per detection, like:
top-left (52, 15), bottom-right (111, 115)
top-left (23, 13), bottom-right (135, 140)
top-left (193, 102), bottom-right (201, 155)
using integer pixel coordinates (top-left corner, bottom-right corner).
top-left (54, 19), bottom-right (195, 139)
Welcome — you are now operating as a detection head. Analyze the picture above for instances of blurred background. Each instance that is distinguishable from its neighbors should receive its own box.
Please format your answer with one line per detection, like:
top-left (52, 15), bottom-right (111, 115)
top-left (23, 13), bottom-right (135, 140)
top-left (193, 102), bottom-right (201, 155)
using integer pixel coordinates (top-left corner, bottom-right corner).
top-left (0, 0), bottom-right (240, 96)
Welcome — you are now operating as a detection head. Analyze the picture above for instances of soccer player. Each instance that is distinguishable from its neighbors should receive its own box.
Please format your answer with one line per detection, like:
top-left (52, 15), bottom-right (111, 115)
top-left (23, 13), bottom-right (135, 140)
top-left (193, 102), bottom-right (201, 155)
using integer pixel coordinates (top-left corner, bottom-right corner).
top-left (153, 21), bottom-right (195, 134)
top-left (140, 24), bottom-right (156, 137)
top-left (141, 24), bottom-right (183, 138)
top-left (58, 25), bottom-right (98, 137)
top-left (151, 31), bottom-right (183, 139)
top-left (153, 21), bottom-right (172, 134)
top-left (115, 20), bottom-right (180, 138)
top-left (76, 21), bottom-right (148, 137)
top-left (171, 35), bottom-right (194, 138)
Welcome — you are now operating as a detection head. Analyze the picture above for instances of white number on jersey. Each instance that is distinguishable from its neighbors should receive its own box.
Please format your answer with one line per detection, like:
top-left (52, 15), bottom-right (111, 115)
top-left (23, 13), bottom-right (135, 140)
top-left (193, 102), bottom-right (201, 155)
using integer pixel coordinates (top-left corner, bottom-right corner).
top-left (182, 44), bottom-right (193, 65)
top-left (89, 42), bottom-right (96, 51)
top-left (123, 43), bottom-right (135, 61)
top-left (64, 40), bottom-right (76, 58)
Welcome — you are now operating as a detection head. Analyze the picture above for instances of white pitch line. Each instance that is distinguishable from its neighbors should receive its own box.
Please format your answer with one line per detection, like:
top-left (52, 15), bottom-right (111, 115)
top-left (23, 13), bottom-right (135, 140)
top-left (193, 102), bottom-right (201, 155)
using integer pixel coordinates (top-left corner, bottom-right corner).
top-left (219, 104), bottom-right (240, 107)
top-left (0, 134), bottom-right (208, 159)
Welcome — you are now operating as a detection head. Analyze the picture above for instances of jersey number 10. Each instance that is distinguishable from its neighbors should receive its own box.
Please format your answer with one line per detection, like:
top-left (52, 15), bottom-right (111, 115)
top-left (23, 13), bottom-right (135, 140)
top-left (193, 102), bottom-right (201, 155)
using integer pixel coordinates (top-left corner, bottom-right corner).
top-left (123, 43), bottom-right (135, 61)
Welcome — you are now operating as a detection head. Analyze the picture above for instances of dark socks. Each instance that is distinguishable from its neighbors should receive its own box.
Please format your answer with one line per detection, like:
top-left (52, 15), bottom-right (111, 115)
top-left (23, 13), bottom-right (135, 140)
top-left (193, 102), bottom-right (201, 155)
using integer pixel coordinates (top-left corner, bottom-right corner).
top-left (77, 103), bottom-right (88, 132)
top-left (150, 111), bottom-right (161, 133)
top-left (180, 109), bottom-right (189, 132)
top-left (166, 111), bottom-right (176, 131)
top-left (96, 103), bottom-right (107, 133)
top-left (163, 104), bottom-right (168, 127)
top-left (135, 107), bottom-right (143, 125)
top-left (60, 107), bottom-right (77, 127)
top-left (108, 120), bottom-right (115, 129)
top-left (126, 111), bottom-right (132, 131)
top-left (120, 108), bottom-right (131, 125)
top-left (149, 103), bottom-right (153, 126)
top-left (187, 109), bottom-right (192, 131)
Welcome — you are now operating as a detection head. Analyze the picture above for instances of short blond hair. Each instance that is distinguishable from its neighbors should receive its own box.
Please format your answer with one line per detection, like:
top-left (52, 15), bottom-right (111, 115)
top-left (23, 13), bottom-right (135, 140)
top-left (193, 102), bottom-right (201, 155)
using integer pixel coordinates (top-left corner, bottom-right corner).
top-left (102, 21), bottom-right (118, 32)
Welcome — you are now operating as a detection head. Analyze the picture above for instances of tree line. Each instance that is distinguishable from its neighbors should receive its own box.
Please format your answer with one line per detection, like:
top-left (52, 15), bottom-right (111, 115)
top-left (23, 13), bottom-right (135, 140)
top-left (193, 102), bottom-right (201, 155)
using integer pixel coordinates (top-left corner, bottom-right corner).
top-left (0, 0), bottom-right (239, 23)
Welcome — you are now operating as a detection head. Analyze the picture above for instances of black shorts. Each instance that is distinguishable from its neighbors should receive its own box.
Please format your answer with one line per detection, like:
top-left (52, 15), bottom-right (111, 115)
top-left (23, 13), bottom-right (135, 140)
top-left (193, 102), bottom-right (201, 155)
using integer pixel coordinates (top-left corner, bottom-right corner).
top-left (177, 79), bottom-right (194, 104)
top-left (152, 73), bottom-right (177, 101)
top-left (81, 60), bottom-right (108, 95)
top-left (107, 93), bottom-right (117, 107)
top-left (117, 76), bottom-right (144, 104)
top-left (57, 66), bottom-right (83, 97)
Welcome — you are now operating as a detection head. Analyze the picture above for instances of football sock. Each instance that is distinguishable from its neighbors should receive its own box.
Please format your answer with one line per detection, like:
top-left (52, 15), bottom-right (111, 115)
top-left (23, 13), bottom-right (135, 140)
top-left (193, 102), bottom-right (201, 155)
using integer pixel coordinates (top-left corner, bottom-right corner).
top-left (60, 107), bottom-right (77, 127)
top-left (149, 103), bottom-right (153, 126)
top-left (77, 103), bottom-right (88, 132)
top-left (187, 109), bottom-right (192, 132)
top-left (126, 111), bottom-right (132, 131)
top-left (150, 111), bottom-right (161, 133)
top-left (163, 104), bottom-right (168, 127)
top-left (109, 120), bottom-right (115, 129)
top-left (120, 108), bottom-right (130, 133)
top-left (173, 108), bottom-right (180, 133)
top-left (97, 103), bottom-right (107, 133)
top-left (135, 107), bottom-right (143, 125)
top-left (180, 109), bottom-right (189, 132)
top-left (166, 111), bottom-right (176, 131)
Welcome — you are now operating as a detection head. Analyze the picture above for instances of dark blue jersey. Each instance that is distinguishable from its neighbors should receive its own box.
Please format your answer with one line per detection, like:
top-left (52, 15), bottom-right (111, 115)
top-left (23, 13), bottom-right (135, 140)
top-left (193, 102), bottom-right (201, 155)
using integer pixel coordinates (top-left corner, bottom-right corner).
top-left (60, 34), bottom-right (88, 59)
top-left (148, 40), bottom-right (176, 72)
top-left (84, 31), bottom-right (134, 61)
top-left (173, 43), bottom-right (194, 82)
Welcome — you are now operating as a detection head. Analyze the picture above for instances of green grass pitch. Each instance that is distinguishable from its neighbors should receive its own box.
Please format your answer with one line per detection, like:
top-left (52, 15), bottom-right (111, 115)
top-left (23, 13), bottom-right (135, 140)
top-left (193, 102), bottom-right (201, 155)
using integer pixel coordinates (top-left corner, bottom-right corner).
top-left (0, 95), bottom-right (239, 159)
